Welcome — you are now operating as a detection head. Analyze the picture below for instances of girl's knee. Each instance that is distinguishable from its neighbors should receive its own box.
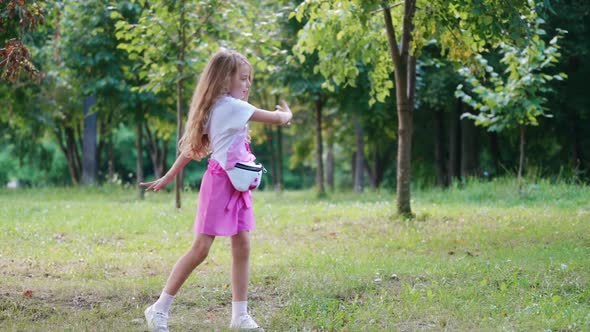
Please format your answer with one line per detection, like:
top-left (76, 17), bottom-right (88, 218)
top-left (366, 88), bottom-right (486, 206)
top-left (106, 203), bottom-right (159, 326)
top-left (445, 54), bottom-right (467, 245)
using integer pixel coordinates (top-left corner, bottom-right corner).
top-left (190, 237), bottom-right (213, 259)
top-left (193, 244), bottom-right (210, 258)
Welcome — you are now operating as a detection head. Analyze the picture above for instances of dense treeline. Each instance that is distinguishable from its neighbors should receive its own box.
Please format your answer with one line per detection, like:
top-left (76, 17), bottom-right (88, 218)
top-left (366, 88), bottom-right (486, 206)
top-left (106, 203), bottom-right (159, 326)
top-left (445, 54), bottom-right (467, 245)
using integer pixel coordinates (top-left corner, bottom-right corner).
top-left (1, 1), bottom-right (588, 204)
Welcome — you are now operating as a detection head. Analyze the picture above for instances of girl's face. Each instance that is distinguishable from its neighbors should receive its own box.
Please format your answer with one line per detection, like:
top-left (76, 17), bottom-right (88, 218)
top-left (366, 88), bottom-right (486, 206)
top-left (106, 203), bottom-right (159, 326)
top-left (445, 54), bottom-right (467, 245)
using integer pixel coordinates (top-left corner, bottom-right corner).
top-left (228, 62), bottom-right (251, 101)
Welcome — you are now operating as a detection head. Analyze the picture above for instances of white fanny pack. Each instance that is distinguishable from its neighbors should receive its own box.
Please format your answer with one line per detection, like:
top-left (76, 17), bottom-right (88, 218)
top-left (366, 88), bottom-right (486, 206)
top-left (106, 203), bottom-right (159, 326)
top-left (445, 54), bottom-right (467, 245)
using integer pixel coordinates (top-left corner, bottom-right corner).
top-left (225, 162), bottom-right (266, 192)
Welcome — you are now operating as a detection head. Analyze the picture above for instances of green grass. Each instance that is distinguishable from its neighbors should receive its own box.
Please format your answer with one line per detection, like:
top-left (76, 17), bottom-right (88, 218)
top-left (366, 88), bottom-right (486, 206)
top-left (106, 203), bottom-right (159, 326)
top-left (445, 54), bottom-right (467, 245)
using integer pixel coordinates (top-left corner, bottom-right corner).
top-left (1, 178), bottom-right (589, 331)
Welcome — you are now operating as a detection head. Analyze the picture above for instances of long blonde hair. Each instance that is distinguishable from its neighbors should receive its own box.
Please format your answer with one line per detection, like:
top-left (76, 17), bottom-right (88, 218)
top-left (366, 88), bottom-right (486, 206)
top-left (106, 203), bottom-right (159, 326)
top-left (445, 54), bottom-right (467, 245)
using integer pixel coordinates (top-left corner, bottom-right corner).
top-left (179, 50), bottom-right (251, 160)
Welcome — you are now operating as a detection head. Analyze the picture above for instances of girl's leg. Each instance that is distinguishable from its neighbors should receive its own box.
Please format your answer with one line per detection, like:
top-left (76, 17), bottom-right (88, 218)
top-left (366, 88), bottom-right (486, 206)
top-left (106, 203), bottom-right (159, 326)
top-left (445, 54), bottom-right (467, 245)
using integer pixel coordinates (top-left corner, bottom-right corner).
top-left (146, 233), bottom-right (215, 331)
top-left (164, 233), bottom-right (215, 295)
top-left (229, 231), bottom-right (263, 329)
top-left (230, 231), bottom-right (250, 301)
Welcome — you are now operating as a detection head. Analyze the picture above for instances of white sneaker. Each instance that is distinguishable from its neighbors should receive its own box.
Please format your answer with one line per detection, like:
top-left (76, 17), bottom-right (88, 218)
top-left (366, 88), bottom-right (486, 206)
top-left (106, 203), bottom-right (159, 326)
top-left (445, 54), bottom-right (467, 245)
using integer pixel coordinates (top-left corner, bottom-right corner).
top-left (229, 314), bottom-right (264, 331)
top-left (144, 305), bottom-right (169, 332)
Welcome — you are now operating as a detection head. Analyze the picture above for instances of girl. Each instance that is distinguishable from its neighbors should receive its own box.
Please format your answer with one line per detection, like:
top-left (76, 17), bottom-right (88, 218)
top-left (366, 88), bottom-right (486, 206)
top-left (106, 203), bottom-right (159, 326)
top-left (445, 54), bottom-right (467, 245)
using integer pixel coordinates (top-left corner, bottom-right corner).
top-left (139, 49), bottom-right (292, 331)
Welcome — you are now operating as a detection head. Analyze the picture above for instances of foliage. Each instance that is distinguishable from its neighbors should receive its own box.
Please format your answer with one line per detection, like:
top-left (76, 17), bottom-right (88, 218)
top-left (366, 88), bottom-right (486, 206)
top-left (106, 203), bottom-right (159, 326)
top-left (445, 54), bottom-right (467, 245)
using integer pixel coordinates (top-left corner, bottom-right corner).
top-left (0, 0), bottom-right (45, 81)
top-left (455, 2), bottom-right (567, 131)
top-left (0, 0), bottom-right (589, 190)
top-left (0, 138), bottom-right (69, 185)
top-left (291, 0), bottom-right (530, 106)
top-left (291, 1), bottom-right (393, 105)
top-left (416, 46), bottom-right (462, 112)
top-left (113, 0), bottom-right (281, 94)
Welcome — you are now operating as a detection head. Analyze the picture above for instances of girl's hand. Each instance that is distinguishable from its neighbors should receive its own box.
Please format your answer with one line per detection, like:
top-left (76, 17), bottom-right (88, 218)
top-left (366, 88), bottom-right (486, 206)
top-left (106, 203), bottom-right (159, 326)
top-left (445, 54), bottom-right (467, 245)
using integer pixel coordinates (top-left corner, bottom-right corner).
top-left (250, 100), bottom-right (293, 125)
top-left (139, 175), bottom-right (173, 192)
top-left (275, 100), bottom-right (293, 125)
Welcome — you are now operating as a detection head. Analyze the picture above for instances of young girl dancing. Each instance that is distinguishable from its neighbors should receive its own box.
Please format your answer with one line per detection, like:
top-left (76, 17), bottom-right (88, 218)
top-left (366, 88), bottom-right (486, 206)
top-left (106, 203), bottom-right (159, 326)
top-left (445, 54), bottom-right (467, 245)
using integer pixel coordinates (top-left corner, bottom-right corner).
top-left (139, 49), bottom-right (292, 331)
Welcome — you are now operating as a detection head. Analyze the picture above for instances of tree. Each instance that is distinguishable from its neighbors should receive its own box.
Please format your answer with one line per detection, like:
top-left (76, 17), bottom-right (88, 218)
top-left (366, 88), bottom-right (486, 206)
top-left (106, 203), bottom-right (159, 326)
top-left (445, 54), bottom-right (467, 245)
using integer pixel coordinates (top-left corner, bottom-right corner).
top-left (277, 53), bottom-right (327, 196)
top-left (0, 0), bottom-right (44, 82)
top-left (333, 68), bottom-right (396, 192)
top-left (115, 0), bottom-right (280, 207)
top-left (415, 53), bottom-right (461, 186)
top-left (51, 1), bottom-right (137, 186)
top-left (0, 1), bottom-right (57, 184)
top-left (542, 0), bottom-right (590, 181)
top-left (115, 0), bottom-right (212, 207)
top-left (456, 1), bottom-right (567, 189)
top-left (292, 0), bottom-right (530, 216)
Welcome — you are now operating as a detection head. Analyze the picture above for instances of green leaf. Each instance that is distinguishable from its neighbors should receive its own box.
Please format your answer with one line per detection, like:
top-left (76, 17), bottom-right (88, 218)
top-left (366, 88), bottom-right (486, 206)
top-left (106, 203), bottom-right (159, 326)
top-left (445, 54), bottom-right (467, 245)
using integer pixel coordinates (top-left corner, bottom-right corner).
top-left (110, 10), bottom-right (123, 20)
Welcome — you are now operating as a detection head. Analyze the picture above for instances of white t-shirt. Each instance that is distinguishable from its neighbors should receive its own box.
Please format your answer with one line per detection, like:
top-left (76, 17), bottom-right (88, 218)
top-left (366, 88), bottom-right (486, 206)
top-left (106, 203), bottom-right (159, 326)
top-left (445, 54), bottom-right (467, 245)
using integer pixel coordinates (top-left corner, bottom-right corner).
top-left (208, 96), bottom-right (257, 169)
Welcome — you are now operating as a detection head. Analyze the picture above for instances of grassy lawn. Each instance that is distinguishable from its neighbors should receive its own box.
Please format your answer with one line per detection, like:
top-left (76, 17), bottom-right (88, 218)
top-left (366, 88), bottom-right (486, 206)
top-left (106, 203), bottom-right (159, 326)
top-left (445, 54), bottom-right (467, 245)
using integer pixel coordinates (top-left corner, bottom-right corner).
top-left (1, 179), bottom-right (589, 331)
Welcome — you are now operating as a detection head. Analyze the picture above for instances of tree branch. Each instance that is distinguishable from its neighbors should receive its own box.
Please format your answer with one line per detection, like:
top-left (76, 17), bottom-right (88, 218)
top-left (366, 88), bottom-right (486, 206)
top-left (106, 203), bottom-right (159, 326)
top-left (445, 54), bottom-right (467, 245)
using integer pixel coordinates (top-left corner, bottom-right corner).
top-left (382, 3), bottom-right (402, 70)
top-left (372, 1), bottom-right (404, 15)
top-left (54, 126), bottom-right (67, 156)
top-left (400, 0), bottom-right (416, 62)
top-left (144, 121), bottom-right (157, 157)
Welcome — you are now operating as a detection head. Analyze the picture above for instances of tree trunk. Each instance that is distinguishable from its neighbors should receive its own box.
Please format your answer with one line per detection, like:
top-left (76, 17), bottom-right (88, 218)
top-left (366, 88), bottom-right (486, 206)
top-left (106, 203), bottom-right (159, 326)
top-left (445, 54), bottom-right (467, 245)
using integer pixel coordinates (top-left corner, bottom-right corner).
top-left (373, 144), bottom-right (389, 188)
top-left (144, 123), bottom-right (158, 178)
top-left (461, 110), bottom-right (478, 178)
top-left (353, 114), bottom-right (364, 192)
top-left (66, 126), bottom-right (81, 185)
top-left (434, 108), bottom-right (447, 187)
top-left (315, 95), bottom-right (325, 196)
top-left (136, 117), bottom-right (145, 200)
top-left (326, 130), bottom-right (334, 191)
top-left (108, 137), bottom-right (115, 182)
top-left (96, 112), bottom-right (110, 181)
top-left (175, 0), bottom-right (186, 209)
top-left (175, 85), bottom-right (184, 208)
top-left (364, 158), bottom-right (377, 189)
top-left (145, 122), bottom-right (166, 179)
top-left (571, 115), bottom-right (583, 172)
top-left (489, 131), bottom-right (501, 176)
top-left (265, 125), bottom-right (279, 188)
top-left (97, 119), bottom-right (103, 182)
top-left (396, 99), bottom-right (413, 214)
top-left (96, 111), bottom-right (112, 183)
top-left (448, 100), bottom-right (461, 185)
top-left (56, 126), bottom-right (80, 185)
top-left (162, 139), bottom-right (168, 175)
top-left (351, 151), bottom-right (356, 188)
top-left (383, 0), bottom-right (416, 216)
top-left (71, 124), bottom-right (84, 181)
top-left (82, 96), bottom-right (97, 185)
top-left (264, 98), bottom-right (278, 189)
top-left (276, 126), bottom-right (284, 191)
top-left (518, 125), bottom-right (525, 190)
top-left (67, 154), bottom-right (78, 185)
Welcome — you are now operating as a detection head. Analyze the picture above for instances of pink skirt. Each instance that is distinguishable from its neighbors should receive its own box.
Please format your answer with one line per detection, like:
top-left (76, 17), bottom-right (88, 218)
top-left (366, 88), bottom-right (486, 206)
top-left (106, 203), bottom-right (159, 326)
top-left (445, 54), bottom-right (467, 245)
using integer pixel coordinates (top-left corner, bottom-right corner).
top-left (193, 159), bottom-right (255, 236)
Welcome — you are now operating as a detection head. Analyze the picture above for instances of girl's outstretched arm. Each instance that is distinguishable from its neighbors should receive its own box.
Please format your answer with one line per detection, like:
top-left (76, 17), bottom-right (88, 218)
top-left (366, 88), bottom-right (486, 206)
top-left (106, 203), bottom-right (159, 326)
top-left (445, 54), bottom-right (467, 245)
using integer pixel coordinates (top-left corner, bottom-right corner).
top-left (139, 154), bottom-right (192, 192)
top-left (250, 100), bottom-right (292, 125)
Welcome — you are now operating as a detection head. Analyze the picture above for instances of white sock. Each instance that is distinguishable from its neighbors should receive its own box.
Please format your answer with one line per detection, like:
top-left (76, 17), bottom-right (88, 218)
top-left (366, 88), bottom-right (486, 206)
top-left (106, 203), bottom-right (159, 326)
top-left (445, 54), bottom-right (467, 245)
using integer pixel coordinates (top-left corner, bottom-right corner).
top-left (232, 301), bottom-right (248, 320)
top-left (153, 290), bottom-right (175, 314)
